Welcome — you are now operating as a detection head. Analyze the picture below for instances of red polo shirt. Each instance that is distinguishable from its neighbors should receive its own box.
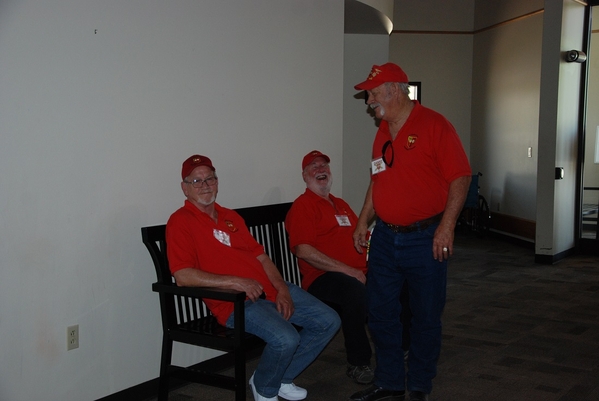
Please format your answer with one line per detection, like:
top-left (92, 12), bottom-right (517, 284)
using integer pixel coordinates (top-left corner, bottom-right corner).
top-left (166, 200), bottom-right (278, 325)
top-left (371, 101), bottom-right (471, 225)
top-left (286, 189), bottom-right (367, 290)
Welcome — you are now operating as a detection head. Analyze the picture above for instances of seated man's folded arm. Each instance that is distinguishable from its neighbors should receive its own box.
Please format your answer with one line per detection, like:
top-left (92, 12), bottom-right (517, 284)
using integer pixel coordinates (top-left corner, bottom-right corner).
top-left (294, 244), bottom-right (366, 284)
top-left (173, 267), bottom-right (264, 301)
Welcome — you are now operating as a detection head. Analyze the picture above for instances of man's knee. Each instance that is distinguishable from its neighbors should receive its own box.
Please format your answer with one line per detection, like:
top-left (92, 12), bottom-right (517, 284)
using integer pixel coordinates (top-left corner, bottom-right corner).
top-left (267, 325), bottom-right (301, 352)
top-left (322, 305), bottom-right (342, 333)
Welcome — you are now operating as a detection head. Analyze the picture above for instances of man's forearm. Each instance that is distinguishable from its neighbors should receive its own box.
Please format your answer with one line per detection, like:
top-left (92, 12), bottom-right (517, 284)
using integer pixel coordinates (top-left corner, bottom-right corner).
top-left (295, 244), bottom-right (352, 273)
top-left (357, 180), bottom-right (376, 226)
top-left (440, 175), bottom-right (471, 230)
top-left (174, 267), bottom-right (239, 289)
top-left (257, 253), bottom-right (287, 291)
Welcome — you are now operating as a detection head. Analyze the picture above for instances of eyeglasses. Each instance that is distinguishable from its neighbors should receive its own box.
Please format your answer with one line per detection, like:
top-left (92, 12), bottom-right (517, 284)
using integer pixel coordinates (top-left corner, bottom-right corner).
top-left (382, 140), bottom-right (394, 167)
top-left (184, 176), bottom-right (218, 188)
top-left (306, 162), bottom-right (329, 171)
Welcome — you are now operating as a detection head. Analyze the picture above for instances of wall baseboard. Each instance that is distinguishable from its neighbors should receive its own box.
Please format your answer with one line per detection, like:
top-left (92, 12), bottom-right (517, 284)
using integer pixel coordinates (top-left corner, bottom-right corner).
top-left (96, 348), bottom-right (264, 401)
top-left (535, 246), bottom-right (577, 264)
top-left (95, 378), bottom-right (160, 401)
top-left (488, 212), bottom-right (582, 263)
top-left (489, 212), bottom-right (535, 241)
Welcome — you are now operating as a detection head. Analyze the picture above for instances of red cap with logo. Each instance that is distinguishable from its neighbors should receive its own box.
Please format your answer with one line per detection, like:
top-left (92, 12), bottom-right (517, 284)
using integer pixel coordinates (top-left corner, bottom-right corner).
top-left (354, 63), bottom-right (409, 91)
top-left (181, 155), bottom-right (215, 180)
top-left (302, 150), bottom-right (330, 170)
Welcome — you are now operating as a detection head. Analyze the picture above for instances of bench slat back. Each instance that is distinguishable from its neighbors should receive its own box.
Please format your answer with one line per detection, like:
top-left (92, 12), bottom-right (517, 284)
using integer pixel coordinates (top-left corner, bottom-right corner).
top-left (142, 224), bottom-right (212, 327)
top-left (235, 202), bottom-right (300, 286)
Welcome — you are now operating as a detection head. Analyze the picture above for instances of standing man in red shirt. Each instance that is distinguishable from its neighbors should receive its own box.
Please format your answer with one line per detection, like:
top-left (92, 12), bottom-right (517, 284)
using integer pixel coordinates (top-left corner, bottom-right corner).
top-left (350, 63), bottom-right (471, 401)
top-left (166, 154), bottom-right (341, 401)
top-left (286, 150), bottom-right (373, 385)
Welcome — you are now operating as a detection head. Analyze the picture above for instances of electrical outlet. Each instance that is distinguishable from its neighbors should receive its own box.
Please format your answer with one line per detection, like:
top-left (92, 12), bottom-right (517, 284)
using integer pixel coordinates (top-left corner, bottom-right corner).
top-left (67, 325), bottom-right (79, 350)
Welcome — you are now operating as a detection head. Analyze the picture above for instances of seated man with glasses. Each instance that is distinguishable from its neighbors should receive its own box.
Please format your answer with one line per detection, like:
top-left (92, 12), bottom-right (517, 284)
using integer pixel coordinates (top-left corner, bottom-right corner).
top-left (166, 154), bottom-right (341, 401)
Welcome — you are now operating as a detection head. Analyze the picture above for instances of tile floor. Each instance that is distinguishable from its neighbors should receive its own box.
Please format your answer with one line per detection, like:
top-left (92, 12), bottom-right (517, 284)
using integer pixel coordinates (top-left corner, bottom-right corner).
top-left (149, 232), bottom-right (599, 401)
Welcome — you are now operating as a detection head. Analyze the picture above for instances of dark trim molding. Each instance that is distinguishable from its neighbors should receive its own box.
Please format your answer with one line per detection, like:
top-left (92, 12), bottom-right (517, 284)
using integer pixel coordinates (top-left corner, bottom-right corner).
top-left (487, 230), bottom-right (534, 250)
top-left (95, 348), bottom-right (264, 401)
top-left (489, 212), bottom-right (536, 241)
top-left (95, 378), bottom-right (160, 401)
top-left (392, 9), bottom-right (544, 36)
top-left (535, 246), bottom-right (577, 264)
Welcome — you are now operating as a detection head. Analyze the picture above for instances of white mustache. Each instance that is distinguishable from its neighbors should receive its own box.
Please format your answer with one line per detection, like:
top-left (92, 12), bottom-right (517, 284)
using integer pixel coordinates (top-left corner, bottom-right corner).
top-left (370, 103), bottom-right (385, 116)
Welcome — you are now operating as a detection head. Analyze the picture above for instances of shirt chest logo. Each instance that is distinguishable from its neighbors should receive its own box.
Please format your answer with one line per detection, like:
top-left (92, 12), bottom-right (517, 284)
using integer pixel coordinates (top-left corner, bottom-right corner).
top-left (405, 135), bottom-right (417, 150)
top-left (225, 220), bottom-right (238, 232)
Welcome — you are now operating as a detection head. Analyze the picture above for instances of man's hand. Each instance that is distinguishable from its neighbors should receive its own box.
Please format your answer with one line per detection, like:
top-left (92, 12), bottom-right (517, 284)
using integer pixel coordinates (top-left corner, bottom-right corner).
top-left (343, 266), bottom-right (367, 284)
top-left (433, 175), bottom-right (470, 262)
top-left (352, 221), bottom-right (369, 254)
top-left (231, 277), bottom-right (264, 301)
top-left (433, 224), bottom-right (454, 262)
top-left (353, 181), bottom-right (375, 254)
top-left (274, 286), bottom-right (294, 320)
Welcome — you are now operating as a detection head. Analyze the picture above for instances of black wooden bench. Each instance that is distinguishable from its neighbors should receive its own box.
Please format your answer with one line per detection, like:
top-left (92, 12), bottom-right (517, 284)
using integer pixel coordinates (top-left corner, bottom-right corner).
top-left (141, 202), bottom-right (299, 401)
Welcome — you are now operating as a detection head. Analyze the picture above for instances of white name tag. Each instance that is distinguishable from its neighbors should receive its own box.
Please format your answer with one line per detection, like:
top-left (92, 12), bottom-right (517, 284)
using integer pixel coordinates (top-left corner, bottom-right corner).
top-left (371, 157), bottom-right (386, 175)
top-left (213, 229), bottom-right (231, 246)
top-left (335, 215), bottom-right (351, 226)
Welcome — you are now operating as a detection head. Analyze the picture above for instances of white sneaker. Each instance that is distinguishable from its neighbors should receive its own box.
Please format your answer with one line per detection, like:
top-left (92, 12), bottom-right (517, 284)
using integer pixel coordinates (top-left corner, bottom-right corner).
top-left (249, 373), bottom-right (279, 401)
top-left (278, 382), bottom-right (307, 400)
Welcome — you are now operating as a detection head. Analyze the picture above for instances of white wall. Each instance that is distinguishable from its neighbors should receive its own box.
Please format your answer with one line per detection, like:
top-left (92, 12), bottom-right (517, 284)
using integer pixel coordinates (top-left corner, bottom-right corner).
top-left (471, 5), bottom-right (543, 220)
top-left (474, 0), bottom-right (544, 29)
top-left (0, 1), bottom-right (344, 399)
top-left (390, 0), bottom-right (474, 156)
top-left (536, 0), bottom-right (586, 256)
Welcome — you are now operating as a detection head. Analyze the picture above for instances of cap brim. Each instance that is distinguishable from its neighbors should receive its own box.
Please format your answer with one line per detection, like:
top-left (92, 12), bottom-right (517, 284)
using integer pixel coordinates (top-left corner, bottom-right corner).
top-left (354, 80), bottom-right (382, 91)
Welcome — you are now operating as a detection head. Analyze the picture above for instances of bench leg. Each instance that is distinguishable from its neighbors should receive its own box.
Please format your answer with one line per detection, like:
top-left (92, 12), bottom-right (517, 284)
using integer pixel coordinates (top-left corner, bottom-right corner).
top-left (158, 337), bottom-right (173, 401)
top-left (235, 346), bottom-right (246, 401)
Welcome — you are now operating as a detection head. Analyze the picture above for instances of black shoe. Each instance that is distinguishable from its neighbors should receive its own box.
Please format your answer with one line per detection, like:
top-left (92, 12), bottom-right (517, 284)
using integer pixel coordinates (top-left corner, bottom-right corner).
top-left (349, 385), bottom-right (405, 401)
top-left (346, 365), bottom-right (375, 384)
top-left (408, 391), bottom-right (429, 401)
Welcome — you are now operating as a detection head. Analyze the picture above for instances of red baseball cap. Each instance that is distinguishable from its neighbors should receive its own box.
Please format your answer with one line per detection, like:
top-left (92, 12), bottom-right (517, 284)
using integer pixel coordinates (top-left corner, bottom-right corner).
top-left (181, 154), bottom-right (215, 179)
top-left (354, 63), bottom-right (409, 90)
top-left (302, 150), bottom-right (330, 170)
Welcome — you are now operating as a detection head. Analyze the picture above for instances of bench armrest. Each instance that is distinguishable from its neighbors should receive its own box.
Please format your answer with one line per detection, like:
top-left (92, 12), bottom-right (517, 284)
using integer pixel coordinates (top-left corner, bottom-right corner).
top-left (152, 282), bottom-right (247, 302)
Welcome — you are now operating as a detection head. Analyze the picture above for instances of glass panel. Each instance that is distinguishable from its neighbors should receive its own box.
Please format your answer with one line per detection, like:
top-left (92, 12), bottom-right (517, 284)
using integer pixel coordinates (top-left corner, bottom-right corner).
top-left (581, 7), bottom-right (599, 240)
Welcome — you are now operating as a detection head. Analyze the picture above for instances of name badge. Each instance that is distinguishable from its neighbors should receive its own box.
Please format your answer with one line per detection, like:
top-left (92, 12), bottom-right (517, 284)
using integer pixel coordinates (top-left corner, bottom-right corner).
top-left (335, 215), bottom-right (351, 227)
top-left (371, 157), bottom-right (386, 175)
top-left (213, 229), bottom-right (231, 246)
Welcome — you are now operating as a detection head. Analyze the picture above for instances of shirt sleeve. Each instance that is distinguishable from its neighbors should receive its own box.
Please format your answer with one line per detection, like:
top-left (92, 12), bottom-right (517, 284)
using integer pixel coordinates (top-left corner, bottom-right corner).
top-left (286, 196), bottom-right (318, 252)
top-left (433, 117), bottom-right (472, 183)
top-left (166, 210), bottom-right (199, 274)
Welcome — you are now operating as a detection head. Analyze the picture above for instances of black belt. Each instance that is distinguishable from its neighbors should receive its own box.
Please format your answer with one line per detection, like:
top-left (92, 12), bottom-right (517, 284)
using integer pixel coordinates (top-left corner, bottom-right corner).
top-left (382, 213), bottom-right (443, 233)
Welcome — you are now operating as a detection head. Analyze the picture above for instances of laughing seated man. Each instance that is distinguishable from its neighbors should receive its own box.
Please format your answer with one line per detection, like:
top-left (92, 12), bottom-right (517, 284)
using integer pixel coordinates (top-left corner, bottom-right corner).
top-left (166, 154), bottom-right (341, 401)
top-left (285, 150), bottom-right (374, 385)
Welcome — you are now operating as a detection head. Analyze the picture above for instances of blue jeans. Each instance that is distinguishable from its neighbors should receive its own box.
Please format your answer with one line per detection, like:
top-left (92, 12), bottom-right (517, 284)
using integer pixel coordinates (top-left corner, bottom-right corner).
top-left (368, 219), bottom-right (447, 394)
top-left (226, 282), bottom-right (341, 398)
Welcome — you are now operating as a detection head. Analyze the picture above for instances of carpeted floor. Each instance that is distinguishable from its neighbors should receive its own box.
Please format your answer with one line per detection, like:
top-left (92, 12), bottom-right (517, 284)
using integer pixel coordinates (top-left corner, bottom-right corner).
top-left (148, 232), bottom-right (599, 401)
